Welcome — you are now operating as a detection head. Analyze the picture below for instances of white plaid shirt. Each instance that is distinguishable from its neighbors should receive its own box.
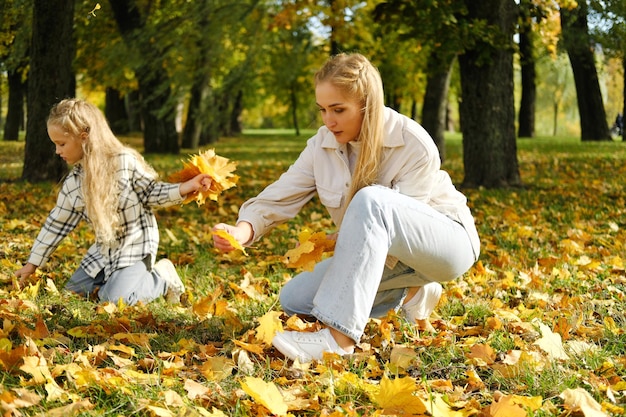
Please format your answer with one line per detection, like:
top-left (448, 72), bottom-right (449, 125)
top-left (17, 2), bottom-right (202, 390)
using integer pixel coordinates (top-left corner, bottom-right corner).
top-left (28, 152), bottom-right (183, 280)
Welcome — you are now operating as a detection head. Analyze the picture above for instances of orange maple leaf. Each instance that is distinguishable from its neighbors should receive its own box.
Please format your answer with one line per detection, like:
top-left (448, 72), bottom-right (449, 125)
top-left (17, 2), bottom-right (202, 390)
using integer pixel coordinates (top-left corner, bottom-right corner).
top-left (284, 229), bottom-right (335, 271)
top-left (168, 149), bottom-right (239, 205)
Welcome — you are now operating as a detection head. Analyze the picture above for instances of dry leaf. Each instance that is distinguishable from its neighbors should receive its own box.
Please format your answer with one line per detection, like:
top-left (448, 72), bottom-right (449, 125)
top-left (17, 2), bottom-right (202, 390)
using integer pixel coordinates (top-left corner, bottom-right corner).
top-left (168, 149), bottom-right (238, 205)
top-left (240, 376), bottom-right (288, 416)
top-left (255, 311), bottom-right (283, 345)
top-left (284, 229), bottom-right (335, 271)
top-left (211, 229), bottom-right (247, 255)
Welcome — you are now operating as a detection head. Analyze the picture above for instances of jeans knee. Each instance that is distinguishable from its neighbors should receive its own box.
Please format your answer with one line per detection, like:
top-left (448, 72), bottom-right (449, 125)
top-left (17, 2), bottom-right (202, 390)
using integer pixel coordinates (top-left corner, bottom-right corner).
top-left (350, 185), bottom-right (384, 211)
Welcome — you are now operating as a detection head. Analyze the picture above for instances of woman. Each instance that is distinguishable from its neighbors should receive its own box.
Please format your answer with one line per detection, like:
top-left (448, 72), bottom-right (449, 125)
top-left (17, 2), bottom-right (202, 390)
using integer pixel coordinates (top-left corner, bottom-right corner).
top-left (213, 53), bottom-right (480, 362)
top-left (15, 98), bottom-right (212, 305)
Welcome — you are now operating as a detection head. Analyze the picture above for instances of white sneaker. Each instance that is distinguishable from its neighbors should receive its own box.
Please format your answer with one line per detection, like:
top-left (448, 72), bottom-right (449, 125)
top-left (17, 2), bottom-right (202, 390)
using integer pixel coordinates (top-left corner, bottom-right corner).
top-left (154, 259), bottom-right (185, 304)
top-left (402, 282), bottom-right (443, 322)
top-left (272, 328), bottom-right (349, 362)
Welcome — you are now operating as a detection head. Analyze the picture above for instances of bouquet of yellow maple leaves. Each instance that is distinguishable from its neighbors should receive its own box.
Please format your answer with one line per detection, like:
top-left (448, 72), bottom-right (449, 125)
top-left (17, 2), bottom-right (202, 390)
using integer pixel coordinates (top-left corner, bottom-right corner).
top-left (168, 149), bottom-right (239, 206)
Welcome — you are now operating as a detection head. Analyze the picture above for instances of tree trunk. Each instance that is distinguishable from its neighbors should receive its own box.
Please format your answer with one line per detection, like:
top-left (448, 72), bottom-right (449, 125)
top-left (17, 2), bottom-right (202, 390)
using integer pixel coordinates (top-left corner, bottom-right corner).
top-left (105, 87), bottom-right (129, 135)
top-left (560, 3), bottom-right (611, 141)
top-left (4, 69), bottom-right (26, 141)
top-left (108, 0), bottom-right (179, 153)
top-left (23, 0), bottom-right (75, 182)
top-left (182, 75), bottom-right (211, 149)
top-left (290, 84), bottom-right (300, 136)
top-left (230, 89), bottom-right (243, 136)
top-left (126, 90), bottom-right (142, 132)
top-left (517, 0), bottom-right (536, 138)
top-left (622, 55), bottom-right (625, 140)
top-left (458, 0), bottom-right (521, 189)
top-left (421, 50), bottom-right (453, 161)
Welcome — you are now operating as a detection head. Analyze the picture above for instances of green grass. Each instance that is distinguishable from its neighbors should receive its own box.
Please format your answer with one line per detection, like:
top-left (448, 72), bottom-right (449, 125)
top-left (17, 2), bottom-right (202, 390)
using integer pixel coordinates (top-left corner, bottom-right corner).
top-left (1, 132), bottom-right (626, 415)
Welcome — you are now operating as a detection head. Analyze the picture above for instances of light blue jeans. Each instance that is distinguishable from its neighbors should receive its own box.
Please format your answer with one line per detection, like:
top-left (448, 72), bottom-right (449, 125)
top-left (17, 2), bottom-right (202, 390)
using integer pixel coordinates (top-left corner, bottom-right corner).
top-left (65, 258), bottom-right (167, 305)
top-left (279, 185), bottom-right (477, 342)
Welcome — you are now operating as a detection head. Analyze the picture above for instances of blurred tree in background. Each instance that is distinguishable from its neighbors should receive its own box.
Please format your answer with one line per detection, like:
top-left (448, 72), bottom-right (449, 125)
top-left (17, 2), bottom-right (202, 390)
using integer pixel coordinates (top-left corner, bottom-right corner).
top-left (0, 0), bottom-right (624, 186)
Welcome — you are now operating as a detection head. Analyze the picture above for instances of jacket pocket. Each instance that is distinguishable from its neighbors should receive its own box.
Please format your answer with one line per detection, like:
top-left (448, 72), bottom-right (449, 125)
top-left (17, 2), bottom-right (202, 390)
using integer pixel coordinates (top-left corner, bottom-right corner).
top-left (317, 185), bottom-right (343, 209)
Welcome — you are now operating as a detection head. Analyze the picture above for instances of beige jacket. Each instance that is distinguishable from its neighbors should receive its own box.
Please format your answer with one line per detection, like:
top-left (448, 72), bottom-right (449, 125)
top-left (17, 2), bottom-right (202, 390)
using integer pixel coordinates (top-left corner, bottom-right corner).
top-left (238, 107), bottom-right (480, 260)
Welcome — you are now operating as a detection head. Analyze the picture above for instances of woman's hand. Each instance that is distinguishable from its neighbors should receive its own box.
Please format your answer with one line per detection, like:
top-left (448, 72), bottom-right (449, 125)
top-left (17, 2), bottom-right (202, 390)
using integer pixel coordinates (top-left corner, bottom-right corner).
top-left (212, 222), bottom-right (253, 252)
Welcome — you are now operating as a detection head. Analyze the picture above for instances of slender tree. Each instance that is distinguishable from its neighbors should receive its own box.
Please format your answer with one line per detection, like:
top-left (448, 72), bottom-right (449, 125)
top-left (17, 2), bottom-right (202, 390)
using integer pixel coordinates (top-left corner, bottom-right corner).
top-left (1, 0), bottom-right (31, 141)
top-left (589, 0), bottom-right (626, 140)
top-left (22, 0), bottom-right (75, 182)
top-left (108, 0), bottom-right (179, 153)
top-left (517, 0), bottom-right (537, 138)
top-left (560, 2), bottom-right (611, 141)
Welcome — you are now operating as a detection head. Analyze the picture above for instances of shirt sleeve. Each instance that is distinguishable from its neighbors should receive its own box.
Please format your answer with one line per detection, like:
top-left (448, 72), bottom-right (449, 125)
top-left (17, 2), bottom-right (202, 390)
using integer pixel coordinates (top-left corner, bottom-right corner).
top-left (27, 172), bottom-right (85, 267)
top-left (238, 138), bottom-right (318, 242)
top-left (122, 153), bottom-right (183, 208)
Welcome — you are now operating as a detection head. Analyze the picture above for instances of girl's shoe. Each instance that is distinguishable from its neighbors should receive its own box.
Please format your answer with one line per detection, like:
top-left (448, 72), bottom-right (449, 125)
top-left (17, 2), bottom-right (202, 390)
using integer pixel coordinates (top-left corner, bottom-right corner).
top-left (154, 259), bottom-right (185, 304)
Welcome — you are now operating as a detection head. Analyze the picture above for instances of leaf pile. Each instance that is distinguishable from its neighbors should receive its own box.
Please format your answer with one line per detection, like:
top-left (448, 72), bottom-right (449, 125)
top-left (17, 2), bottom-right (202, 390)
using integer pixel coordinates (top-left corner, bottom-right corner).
top-left (0, 136), bottom-right (625, 416)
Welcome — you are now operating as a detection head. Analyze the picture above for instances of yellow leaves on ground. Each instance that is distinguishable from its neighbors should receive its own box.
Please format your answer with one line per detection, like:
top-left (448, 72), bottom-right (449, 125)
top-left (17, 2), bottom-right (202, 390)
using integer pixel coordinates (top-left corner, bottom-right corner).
top-left (168, 149), bottom-right (239, 205)
top-left (241, 376), bottom-right (289, 416)
top-left (373, 375), bottom-right (428, 415)
top-left (284, 229), bottom-right (335, 271)
top-left (255, 311), bottom-right (283, 345)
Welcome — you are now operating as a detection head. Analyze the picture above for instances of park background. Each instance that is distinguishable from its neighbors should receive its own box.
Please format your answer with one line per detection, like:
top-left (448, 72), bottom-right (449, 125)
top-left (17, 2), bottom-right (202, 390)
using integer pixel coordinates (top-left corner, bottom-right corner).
top-left (0, 1), bottom-right (626, 416)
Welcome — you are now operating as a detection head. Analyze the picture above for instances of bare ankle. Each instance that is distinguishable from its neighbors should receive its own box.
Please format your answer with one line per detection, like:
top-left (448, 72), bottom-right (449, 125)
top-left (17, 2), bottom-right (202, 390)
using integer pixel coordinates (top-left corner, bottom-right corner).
top-left (329, 327), bottom-right (355, 351)
top-left (403, 286), bottom-right (421, 305)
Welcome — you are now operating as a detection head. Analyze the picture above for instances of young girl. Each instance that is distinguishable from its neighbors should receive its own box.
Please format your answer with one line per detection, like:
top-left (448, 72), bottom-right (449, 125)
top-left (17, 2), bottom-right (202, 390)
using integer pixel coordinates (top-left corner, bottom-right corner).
top-left (15, 98), bottom-right (212, 305)
top-left (213, 53), bottom-right (480, 362)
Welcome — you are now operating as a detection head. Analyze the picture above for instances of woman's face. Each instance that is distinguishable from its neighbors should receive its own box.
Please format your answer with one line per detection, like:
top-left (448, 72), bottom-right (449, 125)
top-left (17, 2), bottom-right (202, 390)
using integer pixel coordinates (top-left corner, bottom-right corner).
top-left (48, 124), bottom-right (85, 164)
top-left (316, 81), bottom-right (364, 144)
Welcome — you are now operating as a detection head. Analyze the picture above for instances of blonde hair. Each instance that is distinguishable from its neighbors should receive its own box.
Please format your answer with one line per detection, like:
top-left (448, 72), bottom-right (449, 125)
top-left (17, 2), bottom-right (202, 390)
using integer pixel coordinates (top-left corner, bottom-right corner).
top-left (47, 98), bottom-right (158, 245)
top-left (314, 53), bottom-right (386, 203)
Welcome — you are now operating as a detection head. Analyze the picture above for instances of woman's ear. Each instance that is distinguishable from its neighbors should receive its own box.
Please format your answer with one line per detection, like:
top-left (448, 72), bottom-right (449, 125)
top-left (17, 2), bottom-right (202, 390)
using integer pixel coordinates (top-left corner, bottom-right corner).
top-left (80, 131), bottom-right (89, 142)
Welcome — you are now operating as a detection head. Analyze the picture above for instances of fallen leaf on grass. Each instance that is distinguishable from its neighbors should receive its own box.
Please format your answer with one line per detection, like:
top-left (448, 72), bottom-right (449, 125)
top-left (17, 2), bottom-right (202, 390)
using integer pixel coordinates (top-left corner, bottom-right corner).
top-left (241, 376), bottom-right (288, 416)
top-left (560, 387), bottom-right (609, 417)
top-left (284, 229), bottom-right (335, 271)
top-left (255, 311), bottom-right (283, 345)
top-left (372, 375), bottom-right (428, 415)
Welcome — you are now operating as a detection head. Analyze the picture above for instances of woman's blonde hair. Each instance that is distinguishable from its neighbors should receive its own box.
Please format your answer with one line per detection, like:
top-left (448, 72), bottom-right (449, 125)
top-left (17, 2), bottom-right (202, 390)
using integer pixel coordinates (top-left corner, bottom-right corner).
top-left (314, 53), bottom-right (385, 203)
top-left (47, 98), bottom-right (157, 246)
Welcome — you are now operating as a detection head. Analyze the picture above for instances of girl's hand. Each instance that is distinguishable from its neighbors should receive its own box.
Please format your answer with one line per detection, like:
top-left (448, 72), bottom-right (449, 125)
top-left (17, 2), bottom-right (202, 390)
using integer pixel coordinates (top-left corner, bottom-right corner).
top-left (14, 263), bottom-right (37, 288)
top-left (212, 222), bottom-right (253, 252)
top-left (180, 174), bottom-right (213, 196)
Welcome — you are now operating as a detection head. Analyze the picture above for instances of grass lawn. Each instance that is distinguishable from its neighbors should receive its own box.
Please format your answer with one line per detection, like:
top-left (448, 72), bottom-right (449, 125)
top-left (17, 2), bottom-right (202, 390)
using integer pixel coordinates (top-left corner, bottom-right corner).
top-left (0, 132), bottom-right (625, 416)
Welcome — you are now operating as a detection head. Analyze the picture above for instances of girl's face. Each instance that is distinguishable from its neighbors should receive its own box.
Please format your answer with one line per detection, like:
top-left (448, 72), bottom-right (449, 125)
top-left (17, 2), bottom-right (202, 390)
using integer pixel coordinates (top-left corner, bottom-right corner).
top-left (48, 124), bottom-right (85, 164)
top-left (316, 81), bottom-right (364, 144)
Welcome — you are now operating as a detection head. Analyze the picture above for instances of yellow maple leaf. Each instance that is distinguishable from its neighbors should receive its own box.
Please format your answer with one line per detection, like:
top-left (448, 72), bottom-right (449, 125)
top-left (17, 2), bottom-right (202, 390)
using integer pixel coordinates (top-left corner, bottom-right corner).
top-left (168, 149), bottom-right (239, 205)
top-left (255, 311), bottom-right (283, 345)
top-left (372, 375), bottom-right (428, 415)
top-left (284, 229), bottom-right (335, 271)
top-left (211, 230), bottom-right (247, 255)
top-left (240, 376), bottom-right (288, 416)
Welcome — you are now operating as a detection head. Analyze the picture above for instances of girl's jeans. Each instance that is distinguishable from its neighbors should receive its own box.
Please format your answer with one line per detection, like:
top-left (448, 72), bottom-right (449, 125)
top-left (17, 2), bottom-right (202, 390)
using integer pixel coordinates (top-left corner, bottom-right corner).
top-left (279, 185), bottom-right (477, 342)
top-left (65, 257), bottom-right (167, 305)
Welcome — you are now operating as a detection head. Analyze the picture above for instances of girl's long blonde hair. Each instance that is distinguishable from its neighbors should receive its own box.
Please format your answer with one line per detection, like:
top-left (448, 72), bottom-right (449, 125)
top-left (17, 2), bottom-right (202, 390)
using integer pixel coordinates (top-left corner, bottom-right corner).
top-left (314, 53), bottom-right (386, 204)
top-left (47, 98), bottom-right (158, 246)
